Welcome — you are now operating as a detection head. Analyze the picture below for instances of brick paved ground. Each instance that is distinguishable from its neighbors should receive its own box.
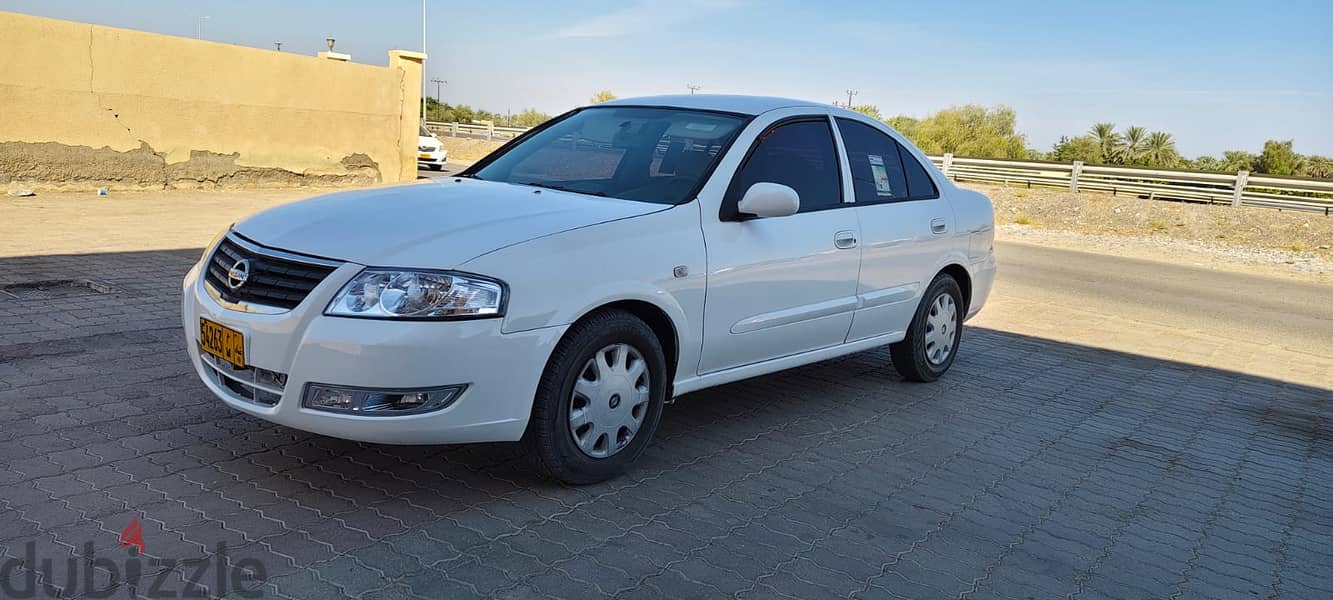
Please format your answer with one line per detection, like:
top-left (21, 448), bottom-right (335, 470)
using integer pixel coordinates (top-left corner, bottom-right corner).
top-left (2, 247), bottom-right (1331, 599)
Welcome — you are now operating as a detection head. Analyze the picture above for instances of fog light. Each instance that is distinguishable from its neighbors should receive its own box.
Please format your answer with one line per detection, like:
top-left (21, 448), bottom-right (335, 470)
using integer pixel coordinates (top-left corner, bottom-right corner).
top-left (302, 383), bottom-right (464, 415)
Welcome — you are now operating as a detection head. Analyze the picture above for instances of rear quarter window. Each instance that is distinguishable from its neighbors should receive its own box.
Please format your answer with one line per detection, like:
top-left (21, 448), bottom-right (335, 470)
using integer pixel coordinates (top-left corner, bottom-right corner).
top-left (898, 142), bottom-right (940, 200)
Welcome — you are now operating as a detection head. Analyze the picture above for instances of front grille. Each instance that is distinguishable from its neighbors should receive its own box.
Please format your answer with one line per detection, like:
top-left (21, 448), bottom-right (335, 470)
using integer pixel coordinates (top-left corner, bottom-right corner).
top-left (199, 350), bottom-right (286, 406)
top-left (205, 234), bottom-right (340, 310)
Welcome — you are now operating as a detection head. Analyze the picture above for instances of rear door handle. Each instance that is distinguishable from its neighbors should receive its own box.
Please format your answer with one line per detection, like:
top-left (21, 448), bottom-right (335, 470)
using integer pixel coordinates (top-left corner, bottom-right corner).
top-left (931, 218), bottom-right (948, 234)
top-left (834, 230), bottom-right (858, 249)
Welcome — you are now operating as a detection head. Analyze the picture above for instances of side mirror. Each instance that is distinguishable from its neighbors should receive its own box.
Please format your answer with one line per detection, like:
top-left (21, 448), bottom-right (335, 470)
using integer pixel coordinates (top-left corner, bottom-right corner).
top-left (737, 182), bottom-right (800, 218)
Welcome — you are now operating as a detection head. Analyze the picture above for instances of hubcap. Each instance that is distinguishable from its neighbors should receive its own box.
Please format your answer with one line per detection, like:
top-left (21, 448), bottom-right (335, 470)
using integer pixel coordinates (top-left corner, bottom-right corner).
top-left (923, 292), bottom-right (957, 365)
top-left (568, 343), bottom-right (650, 459)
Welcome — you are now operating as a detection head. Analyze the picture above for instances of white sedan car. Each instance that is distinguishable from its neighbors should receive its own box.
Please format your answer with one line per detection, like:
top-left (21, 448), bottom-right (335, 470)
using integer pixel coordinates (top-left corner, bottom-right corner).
top-left (183, 95), bottom-right (996, 483)
top-left (417, 125), bottom-right (447, 170)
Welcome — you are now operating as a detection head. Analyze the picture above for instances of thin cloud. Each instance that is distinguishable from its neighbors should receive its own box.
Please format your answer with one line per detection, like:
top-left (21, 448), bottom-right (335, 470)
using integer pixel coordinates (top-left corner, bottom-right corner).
top-left (555, 0), bottom-right (744, 38)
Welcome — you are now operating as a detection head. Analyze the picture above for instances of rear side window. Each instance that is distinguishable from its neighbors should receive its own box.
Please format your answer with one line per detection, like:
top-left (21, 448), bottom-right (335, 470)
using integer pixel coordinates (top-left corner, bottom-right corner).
top-left (727, 119), bottom-right (843, 216)
top-left (835, 118), bottom-right (909, 203)
top-left (899, 142), bottom-right (939, 199)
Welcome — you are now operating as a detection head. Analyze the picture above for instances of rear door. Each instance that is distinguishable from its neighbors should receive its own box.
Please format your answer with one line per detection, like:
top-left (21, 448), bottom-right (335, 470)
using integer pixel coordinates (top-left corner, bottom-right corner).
top-left (834, 117), bottom-right (954, 342)
top-left (697, 115), bottom-right (861, 374)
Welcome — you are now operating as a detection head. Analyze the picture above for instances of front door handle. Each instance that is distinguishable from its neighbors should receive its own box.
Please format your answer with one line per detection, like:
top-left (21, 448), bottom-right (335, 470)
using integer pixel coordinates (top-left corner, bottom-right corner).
top-left (834, 230), bottom-right (858, 249)
top-left (931, 218), bottom-right (948, 234)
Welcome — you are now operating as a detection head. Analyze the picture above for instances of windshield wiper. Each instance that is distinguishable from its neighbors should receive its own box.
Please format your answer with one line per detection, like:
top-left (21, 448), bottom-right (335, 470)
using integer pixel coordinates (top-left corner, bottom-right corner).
top-left (523, 182), bottom-right (607, 197)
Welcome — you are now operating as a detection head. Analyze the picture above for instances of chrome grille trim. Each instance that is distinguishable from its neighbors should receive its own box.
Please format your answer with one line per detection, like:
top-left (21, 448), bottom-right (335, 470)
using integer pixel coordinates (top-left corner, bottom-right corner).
top-left (204, 233), bottom-right (342, 311)
top-left (199, 350), bottom-right (287, 406)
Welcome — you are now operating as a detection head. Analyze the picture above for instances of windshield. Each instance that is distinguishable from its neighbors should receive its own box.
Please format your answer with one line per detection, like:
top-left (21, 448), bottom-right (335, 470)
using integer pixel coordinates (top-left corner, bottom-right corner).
top-left (466, 107), bottom-right (747, 204)
top-left (419, 125), bottom-right (433, 137)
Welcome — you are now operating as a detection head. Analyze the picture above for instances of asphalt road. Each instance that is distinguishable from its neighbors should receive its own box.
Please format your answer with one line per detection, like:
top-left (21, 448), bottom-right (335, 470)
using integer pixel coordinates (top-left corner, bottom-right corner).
top-left (995, 240), bottom-right (1333, 357)
top-left (417, 162), bottom-right (470, 179)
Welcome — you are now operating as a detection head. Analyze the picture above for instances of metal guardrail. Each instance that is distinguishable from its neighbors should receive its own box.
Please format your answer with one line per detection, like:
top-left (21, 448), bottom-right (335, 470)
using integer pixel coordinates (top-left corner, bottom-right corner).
top-left (424, 121), bottom-right (528, 141)
top-left (930, 154), bottom-right (1333, 214)
top-left (419, 121), bottom-right (1333, 214)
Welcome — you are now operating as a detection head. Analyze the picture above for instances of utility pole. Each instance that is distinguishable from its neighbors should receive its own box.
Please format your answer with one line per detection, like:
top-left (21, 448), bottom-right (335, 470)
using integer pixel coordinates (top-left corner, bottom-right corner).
top-left (431, 79), bottom-right (446, 102)
top-left (196, 16), bottom-right (210, 39)
top-left (686, 84), bottom-right (701, 95)
top-left (274, 42), bottom-right (283, 51)
top-left (845, 89), bottom-right (859, 108)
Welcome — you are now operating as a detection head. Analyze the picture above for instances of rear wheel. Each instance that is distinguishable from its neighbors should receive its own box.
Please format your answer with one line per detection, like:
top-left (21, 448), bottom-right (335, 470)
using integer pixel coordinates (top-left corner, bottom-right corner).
top-left (890, 274), bottom-right (964, 382)
top-left (523, 309), bottom-right (667, 484)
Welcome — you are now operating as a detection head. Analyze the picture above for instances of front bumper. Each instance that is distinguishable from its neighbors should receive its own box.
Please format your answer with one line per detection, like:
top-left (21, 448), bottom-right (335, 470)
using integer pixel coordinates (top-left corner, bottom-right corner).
top-left (416, 150), bottom-right (446, 165)
top-left (181, 261), bottom-right (563, 444)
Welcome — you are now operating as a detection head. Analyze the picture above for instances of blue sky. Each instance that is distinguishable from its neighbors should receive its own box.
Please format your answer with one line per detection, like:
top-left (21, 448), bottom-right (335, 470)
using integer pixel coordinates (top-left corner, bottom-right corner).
top-left (5, 0), bottom-right (1330, 157)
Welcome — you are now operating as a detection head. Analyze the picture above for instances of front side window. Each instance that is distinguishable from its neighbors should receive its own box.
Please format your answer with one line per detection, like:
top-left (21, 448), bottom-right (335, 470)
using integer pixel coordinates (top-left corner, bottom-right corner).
top-left (466, 107), bottom-right (746, 205)
top-left (836, 118), bottom-right (909, 203)
top-left (726, 119), bottom-right (843, 217)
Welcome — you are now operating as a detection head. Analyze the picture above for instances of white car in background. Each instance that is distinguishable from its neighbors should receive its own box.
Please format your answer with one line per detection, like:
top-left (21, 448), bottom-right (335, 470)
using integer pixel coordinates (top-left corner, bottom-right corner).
top-left (182, 95), bottom-right (996, 483)
top-left (418, 125), bottom-right (446, 170)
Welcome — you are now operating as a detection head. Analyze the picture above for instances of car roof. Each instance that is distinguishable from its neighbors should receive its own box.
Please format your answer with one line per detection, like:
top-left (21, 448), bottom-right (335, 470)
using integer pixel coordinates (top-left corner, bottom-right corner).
top-left (597, 94), bottom-right (828, 116)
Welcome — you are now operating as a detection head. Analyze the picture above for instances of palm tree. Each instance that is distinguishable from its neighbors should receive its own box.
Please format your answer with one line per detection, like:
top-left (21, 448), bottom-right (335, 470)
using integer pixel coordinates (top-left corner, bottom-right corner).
top-left (1306, 156), bottom-right (1333, 180)
top-left (1221, 150), bottom-right (1257, 173)
top-left (1118, 126), bottom-right (1148, 164)
top-left (1088, 123), bottom-right (1119, 163)
top-left (588, 90), bottom-right (617, 104)
top-left (1144, 131), bottom-right (1179, 167)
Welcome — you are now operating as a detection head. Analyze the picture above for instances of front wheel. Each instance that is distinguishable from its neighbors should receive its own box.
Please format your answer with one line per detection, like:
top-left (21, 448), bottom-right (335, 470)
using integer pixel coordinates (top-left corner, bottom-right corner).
top-left (890, 274), bottom-right (964, 382)
top-left (523, 309), bottom-right (668, 484)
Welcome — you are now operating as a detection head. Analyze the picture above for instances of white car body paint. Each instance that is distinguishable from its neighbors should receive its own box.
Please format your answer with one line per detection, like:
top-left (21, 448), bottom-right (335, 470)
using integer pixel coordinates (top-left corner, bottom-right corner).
top-left (182, 95), bottom-right (996, 445)
top-left (418, 131), bottom-right (447, 169)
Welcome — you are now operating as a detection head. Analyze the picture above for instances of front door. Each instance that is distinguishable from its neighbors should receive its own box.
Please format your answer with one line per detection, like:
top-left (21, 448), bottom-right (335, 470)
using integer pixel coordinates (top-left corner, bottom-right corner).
top-left (697, 117), bottom-right (862, 374)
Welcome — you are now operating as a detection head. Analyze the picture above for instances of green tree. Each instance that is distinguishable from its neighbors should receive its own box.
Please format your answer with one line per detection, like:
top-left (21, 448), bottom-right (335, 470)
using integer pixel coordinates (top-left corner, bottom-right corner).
top-left (1189, 155), bottom-right (1226, 172)
top-left (510, 108), bottom-right (552, 128)
top-left (1221, 150), bottom-right (1257, 172)
top-left (1088, 123), bottom-right (1120, 163)
top-left (849, 104), bottom-right (883, 120)
top-left (1255, 139), bottom-right (1304, 175)
top-left (1048, 136), bottom-right (1102, 164)
top-left (589, 90), bottom-right (617, 104)
top-left (1118, 126), bottom-right (1148, 164)
top-left (1306, 156), bottom-right (1333, 180)
top-left (1143, 131), bottom-right (1180, 167)
top-left (885, 115), bottom-right (920, 140)
top-left (908, 105), bottom-right (1029, 159)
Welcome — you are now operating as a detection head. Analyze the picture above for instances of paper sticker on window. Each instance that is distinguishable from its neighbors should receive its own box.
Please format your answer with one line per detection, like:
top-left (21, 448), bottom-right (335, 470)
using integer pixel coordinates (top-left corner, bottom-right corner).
top-left (868, 154), bottom-right (894, 196)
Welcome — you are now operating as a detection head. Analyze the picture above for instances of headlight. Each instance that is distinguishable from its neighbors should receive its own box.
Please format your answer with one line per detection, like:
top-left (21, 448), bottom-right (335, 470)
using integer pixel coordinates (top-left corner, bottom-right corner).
top-left (326, 269), bottom-right (505, 319)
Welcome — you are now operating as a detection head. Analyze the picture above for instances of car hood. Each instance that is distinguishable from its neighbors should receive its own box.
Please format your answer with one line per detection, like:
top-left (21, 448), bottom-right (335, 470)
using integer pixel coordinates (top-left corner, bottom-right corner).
top-left (233, 179), bottom-right (664, 267)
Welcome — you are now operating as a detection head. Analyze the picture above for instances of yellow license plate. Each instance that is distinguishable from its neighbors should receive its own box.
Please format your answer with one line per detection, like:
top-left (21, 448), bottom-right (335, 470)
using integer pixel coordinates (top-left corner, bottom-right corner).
top-left (419, 153), bottom-right (432, 159)
top-left (199, 317), bottom-right (245, 368)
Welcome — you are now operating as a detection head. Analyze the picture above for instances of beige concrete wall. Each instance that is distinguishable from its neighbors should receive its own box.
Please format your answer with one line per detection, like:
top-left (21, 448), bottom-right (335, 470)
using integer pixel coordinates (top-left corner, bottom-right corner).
top-left (0, 11), bottom-right (423, 190)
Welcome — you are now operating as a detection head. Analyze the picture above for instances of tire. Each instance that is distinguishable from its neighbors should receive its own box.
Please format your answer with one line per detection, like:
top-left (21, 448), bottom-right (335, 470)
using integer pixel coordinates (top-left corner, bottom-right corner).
top-left (523, 309), bottom-right (668, 484)
top-left (890, 274), bottom-right (964, 383)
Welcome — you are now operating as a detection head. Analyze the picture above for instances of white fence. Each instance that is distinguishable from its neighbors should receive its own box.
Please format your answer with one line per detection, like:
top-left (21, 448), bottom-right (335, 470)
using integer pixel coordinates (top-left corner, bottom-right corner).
top-left (421, 120), bottom-right (1333, 214)
top-left (930, 155), bottom-right (1333, 214)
